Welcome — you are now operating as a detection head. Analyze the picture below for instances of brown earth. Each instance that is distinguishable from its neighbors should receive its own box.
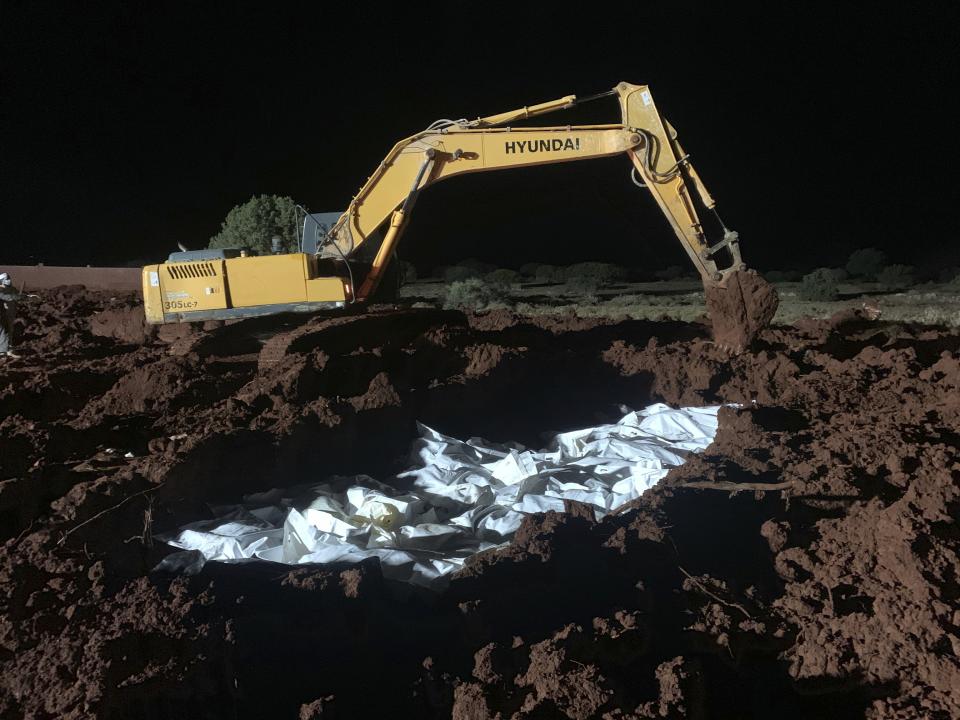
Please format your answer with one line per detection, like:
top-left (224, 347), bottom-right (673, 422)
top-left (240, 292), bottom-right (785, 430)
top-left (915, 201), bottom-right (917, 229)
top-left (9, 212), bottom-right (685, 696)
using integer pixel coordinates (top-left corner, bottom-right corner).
top-left (705, 269), bottom-right (780, 351)
top-left (0, 288), bottom-right (958, 719)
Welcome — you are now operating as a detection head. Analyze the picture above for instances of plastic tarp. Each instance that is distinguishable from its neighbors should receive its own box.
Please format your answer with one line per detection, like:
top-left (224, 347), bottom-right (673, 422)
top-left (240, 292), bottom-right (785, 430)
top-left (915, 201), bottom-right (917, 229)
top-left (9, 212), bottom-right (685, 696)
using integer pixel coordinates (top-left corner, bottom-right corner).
top-left (156, 403), bottom-right (720, 588)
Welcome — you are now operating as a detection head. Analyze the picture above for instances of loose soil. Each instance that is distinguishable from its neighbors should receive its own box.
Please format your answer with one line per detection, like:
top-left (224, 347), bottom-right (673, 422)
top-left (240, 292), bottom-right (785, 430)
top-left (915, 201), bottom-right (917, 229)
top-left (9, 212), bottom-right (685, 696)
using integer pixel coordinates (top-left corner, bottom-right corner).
top-left (1, 287), bottom-right (958, 719)
top-left (704, 270), bottom-right (780, 351)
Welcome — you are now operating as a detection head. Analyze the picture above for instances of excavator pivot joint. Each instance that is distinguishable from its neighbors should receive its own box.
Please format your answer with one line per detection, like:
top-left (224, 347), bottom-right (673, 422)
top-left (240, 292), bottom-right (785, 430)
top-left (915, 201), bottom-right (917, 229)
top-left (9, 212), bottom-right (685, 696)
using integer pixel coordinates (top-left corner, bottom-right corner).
top-left (702, 229), bottom-right (740, 259)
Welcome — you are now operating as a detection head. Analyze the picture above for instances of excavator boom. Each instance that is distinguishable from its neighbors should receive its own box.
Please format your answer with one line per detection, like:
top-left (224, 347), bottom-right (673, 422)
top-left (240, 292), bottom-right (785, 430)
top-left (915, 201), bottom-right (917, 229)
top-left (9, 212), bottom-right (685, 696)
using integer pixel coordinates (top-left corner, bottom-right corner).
top-left (324, 83), bottom-right (743, 299)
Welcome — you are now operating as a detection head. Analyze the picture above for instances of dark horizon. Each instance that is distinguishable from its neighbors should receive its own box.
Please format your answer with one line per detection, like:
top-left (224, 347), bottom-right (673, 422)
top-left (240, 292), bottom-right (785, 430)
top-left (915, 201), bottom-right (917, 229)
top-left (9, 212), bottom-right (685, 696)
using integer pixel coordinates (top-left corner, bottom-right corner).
top-left (3, 5), bottom-right (958, 274)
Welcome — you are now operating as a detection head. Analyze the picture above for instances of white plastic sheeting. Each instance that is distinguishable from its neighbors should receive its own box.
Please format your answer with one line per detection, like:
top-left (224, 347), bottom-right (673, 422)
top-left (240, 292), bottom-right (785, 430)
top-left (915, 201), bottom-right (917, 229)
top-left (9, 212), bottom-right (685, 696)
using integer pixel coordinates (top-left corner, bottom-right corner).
top-left (156, 403), bottom-right (720, 588)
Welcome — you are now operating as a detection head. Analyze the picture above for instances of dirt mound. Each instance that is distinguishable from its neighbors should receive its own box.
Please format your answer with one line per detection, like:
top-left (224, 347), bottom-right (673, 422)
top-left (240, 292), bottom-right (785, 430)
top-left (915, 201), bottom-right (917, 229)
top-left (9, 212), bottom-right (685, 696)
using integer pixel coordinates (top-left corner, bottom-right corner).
top-left (89, 303), bottom-right (156, 345)
top-left (705, 270), bottom-right (779, 350)
top-left (1, 289), bottom-right (958, 719)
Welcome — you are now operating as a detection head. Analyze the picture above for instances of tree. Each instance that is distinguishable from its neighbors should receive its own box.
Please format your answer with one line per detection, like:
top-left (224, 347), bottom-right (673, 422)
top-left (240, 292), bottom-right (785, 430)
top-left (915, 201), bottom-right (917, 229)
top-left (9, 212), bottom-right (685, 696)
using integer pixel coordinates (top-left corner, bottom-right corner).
top-left (799, 268), bottom-right (840, 301)
top-left (877, 264), bottom-right (915, 290)
top-left (209, 195), bottom-right (302, 254)
top-left (846, 248), bottom-right (887, 280)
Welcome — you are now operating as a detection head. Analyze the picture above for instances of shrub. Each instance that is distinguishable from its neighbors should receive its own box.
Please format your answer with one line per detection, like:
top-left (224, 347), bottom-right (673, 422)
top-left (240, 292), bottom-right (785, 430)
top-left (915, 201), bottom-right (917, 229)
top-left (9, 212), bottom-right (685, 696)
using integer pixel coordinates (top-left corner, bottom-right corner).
top-left (562, 262), bottom-right (627, 285)
top-left (441, 279), bottom-right (509, 310)
top-left (565, 276), bottom-right (600, 298)
top-left (826, 267), bottom-right (848, 283)
top-left (799, 268), bottom-right (840, 301)
top-left (485, 268), bottom-right (521, 287)
top-left (209, 195), bottom-right (302, 254)
top-left (877, 264), bottom-right (915, 290)
top-left (846, 248), bottom-right (887, 280)
top-left (443, 265), bottom-right (481, 282)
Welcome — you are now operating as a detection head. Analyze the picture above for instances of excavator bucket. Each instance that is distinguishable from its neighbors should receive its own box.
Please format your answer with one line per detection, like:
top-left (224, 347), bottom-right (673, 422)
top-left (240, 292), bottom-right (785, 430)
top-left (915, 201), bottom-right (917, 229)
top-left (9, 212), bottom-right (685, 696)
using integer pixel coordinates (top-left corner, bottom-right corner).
top-left (704, 269), bottom-right (779, 351)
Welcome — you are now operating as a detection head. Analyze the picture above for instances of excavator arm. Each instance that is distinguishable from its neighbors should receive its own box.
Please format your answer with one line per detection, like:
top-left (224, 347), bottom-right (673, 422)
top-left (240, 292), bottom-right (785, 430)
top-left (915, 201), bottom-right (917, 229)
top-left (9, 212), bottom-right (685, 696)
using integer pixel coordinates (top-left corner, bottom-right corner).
top-left (323, 82), bottom-right (747, 302)
top-left (145, 82), bottom-right (776, 349)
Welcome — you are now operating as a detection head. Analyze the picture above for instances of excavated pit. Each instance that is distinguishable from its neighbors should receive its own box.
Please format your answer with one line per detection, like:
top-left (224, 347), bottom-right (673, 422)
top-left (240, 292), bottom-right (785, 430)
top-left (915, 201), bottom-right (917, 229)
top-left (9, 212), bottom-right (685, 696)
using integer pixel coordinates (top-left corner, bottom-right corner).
top-left (1, 288), bottom-right (959, 719)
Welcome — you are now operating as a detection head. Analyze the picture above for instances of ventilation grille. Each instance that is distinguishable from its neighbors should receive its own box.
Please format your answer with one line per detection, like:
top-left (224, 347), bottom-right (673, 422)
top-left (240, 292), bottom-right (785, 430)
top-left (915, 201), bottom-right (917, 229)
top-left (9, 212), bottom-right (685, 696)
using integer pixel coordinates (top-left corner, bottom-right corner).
top-left (167, 262), bottom-right (217, 280)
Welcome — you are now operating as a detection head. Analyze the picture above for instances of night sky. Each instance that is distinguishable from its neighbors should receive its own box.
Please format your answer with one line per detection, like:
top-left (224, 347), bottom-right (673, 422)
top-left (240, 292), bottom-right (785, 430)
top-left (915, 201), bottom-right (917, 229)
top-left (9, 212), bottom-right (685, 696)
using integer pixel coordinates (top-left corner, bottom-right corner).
top-left (3, 5), bottom-right (958, 274)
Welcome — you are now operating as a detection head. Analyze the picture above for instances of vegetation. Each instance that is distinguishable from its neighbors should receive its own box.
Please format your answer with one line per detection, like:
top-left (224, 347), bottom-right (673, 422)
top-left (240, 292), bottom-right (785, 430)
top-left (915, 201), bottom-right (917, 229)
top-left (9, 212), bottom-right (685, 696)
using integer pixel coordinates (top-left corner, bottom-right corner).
top-left (877, 264), bottom-right (915, 290)
top-left (799, 267), bottom-right (841, 301)
top-left (527, 261), bottom-right (627, 285)
top-left (564, 262), bottom-right (626, 285)
top-left (846, 248), bottom-right (887, 280)
top-left (441, 278), bottom-right (510, 310)
top-left (208, 195), bottom-right (301, 254)
top-left (399, 263), bottom-right (960, 327)
top-left (485, 268), bottom-right (521, 287)
top-left (565, 276), bottom-right (600, 302)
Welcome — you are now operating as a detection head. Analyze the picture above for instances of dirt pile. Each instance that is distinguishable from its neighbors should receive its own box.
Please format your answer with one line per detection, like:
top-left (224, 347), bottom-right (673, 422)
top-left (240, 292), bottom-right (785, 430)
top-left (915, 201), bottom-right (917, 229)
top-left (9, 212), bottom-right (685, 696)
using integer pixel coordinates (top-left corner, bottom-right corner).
top-left (0, 291), bottom-right (958, 719)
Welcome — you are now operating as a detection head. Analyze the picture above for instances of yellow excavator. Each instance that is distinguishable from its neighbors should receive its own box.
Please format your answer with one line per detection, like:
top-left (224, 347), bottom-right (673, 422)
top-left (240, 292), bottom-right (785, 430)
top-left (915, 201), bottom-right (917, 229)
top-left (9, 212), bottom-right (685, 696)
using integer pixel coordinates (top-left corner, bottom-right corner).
top-left (142, 82), bottom-right (777, 347)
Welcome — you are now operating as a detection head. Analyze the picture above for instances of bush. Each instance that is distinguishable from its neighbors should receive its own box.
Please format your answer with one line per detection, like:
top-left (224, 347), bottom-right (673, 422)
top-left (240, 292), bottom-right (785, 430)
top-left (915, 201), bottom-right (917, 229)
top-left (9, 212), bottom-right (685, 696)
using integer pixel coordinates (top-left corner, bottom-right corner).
top-left (765, 270), bottom-right (803, 282)
top-left (209, 195), bottom-right (302, 254)
top-left (800, 268), bottom-right (840, 301)
top-left (562, 262), bottom-right (627, 285)
top-left (443, 265), bottom-right (481, 282)
top-left (877, 264), bottom-right (915, 290)
top-left (485, 268), bottom-right (521, 287)
top-left (441, 279), bottom-right (509, 310)
top-left (846, 248), bottom-right (887, 280)
top-left (565, 276), bottom-right (600, 298)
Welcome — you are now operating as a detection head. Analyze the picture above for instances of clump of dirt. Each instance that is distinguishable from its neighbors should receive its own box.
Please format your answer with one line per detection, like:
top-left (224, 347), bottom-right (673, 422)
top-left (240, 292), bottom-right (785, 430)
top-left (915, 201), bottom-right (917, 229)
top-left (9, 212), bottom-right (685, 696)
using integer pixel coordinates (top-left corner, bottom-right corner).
top-left (705, 269), bottom-right (779, 350)
top-left (89, 303), bottom-right (157, 345)
top-left (1, 289), bottom-right (958, 719)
